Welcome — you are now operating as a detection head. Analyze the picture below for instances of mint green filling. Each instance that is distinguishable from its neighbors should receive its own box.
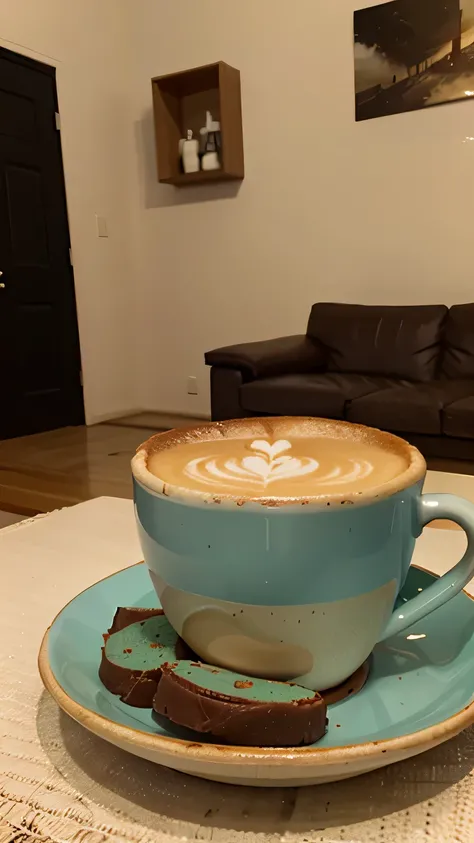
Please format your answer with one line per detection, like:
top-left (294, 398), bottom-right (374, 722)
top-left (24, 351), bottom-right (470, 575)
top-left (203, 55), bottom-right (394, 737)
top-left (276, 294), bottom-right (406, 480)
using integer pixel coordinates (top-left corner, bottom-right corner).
top-left (172, 661), bottom-right (314, 703)
top-left (105, 616), bottom-right (178, 671)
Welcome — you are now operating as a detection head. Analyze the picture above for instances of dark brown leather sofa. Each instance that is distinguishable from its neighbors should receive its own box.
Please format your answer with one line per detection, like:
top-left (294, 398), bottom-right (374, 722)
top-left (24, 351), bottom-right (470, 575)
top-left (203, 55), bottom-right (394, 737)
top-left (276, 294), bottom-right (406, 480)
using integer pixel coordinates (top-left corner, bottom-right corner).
top-left (205, 303), bottom-right (474, 460)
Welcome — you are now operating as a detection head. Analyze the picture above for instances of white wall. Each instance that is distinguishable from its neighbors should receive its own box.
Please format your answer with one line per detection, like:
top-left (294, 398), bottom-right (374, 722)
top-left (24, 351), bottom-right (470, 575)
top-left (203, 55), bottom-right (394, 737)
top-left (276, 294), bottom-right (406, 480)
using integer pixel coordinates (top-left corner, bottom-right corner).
top-left (5, 2), bottom-right (474, 423)
top-left (131, 0), bottom-right (474, 418)
top-left (0, 0), bottom-right (140, 424)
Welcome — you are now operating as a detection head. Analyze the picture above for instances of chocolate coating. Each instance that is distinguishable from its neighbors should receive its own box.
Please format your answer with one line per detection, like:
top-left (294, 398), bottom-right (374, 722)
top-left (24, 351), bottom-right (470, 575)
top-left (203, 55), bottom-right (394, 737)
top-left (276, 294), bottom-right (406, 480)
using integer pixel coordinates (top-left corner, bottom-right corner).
top-left (153, 662), bottom-right (327, 747)
top-left (99, 607), bottom-right (192, 708)
top-left (107, 606), bottom-right (164, 634)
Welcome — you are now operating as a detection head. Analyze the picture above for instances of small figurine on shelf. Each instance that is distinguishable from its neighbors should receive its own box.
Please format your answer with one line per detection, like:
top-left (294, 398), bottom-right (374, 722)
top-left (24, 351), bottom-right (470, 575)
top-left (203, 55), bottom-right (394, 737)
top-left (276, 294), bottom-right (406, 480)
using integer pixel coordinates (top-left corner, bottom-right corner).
top-left (179, 129), bottom-right (200, 174)
top-left (200, 110), bottom-right (221, 171)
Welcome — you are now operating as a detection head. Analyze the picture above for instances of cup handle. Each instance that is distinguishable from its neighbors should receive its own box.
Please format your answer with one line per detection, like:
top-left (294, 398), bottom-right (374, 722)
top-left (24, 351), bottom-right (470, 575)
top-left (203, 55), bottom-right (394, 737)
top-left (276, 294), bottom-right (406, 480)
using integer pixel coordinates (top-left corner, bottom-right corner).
top-left (379, 493), bottom-right (474, 642)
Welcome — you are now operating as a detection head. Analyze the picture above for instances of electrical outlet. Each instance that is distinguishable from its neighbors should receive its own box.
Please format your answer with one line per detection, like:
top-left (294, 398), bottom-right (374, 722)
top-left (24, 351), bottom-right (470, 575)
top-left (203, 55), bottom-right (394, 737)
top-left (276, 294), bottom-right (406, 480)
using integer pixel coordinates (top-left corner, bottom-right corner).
top-left (187, 376), bottom-right (198, 395)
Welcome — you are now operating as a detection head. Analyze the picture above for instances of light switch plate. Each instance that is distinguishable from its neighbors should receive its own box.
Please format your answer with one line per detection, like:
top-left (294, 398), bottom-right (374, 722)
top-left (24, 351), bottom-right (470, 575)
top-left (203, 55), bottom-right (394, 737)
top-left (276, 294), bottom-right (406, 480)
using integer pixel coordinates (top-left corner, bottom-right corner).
top-left (96, 215), bottom-right (108, 238)
top-left (187, 376), bottom-right (198, 395)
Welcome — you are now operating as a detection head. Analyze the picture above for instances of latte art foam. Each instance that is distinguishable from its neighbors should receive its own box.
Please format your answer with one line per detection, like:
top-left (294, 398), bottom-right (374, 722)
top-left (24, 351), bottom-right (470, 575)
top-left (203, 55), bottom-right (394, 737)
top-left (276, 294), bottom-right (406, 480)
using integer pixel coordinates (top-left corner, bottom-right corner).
top-left (145, 425), bottom-right (413, 501)
top-left (182, 438), bottom-right (374, 493)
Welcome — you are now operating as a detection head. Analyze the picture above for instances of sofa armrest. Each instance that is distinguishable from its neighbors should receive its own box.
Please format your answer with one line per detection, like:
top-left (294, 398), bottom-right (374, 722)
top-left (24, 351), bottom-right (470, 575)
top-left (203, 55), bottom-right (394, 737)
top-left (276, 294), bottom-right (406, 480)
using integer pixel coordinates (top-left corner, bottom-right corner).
top-left (205, 335), bottom-right (325, 380)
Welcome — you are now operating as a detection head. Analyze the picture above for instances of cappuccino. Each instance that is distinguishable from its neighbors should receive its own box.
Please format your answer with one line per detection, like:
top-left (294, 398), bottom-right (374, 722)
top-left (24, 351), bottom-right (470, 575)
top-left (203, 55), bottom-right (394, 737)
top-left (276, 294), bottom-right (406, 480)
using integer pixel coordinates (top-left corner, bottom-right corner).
top-left (134, 418), bottom-right (425, 506)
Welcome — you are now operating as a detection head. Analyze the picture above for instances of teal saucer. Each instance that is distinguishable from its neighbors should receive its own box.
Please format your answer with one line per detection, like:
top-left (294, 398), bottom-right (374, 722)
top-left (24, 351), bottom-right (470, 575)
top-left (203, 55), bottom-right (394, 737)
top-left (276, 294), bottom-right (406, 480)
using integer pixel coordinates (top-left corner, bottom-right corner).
top-left (39, 563), bottom-right (474, 787)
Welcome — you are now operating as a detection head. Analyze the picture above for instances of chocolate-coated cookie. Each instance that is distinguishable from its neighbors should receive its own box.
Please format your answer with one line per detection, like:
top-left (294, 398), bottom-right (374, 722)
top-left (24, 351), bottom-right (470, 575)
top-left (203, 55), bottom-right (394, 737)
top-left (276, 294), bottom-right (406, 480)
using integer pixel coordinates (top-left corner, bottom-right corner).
top-left (153, 660), bottom-right (328, 747)
top-left (99, 607), bottom-right (191, 707)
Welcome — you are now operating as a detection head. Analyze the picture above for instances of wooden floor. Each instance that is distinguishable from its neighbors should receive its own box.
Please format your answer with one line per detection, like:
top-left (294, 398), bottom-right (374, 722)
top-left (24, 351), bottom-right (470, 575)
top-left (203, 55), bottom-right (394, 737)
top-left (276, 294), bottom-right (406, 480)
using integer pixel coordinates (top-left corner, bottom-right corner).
top-left (0, 510), bottom-right (25, 528)
top-left (0, 412), bottom-right (473, 516)
top-left (0, 413), bottom-right (204, 515)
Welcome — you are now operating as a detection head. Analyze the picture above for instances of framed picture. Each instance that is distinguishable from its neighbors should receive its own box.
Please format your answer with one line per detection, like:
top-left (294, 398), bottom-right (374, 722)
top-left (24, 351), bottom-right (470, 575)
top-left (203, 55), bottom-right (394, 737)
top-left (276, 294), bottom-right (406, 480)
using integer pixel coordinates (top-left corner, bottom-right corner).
top-left (354, 0), bottom-right (474, 120)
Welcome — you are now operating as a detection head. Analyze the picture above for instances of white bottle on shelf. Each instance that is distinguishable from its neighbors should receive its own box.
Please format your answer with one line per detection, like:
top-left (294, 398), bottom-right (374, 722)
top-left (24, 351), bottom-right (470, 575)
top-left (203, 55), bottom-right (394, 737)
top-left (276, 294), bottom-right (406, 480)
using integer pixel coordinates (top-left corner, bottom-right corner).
top-left (181, 129), bottom-right (200, 173)
top-left (201, 111), bottom-right (221, 171)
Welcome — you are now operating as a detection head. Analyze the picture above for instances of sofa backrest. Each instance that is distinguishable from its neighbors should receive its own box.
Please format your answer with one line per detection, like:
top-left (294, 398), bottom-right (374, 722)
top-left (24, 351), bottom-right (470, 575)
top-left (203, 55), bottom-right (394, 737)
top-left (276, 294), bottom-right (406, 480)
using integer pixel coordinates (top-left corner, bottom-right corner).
top-left (442, 304), bottom-right (474, 378)
top-left (307, 303), bottom-right (448, 382)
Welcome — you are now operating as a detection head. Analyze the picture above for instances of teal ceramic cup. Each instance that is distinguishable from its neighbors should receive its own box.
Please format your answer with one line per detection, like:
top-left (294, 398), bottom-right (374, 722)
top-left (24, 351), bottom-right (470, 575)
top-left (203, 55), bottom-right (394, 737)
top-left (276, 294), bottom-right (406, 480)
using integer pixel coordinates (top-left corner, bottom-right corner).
top-left (132, 418), bottom-right (474, 690)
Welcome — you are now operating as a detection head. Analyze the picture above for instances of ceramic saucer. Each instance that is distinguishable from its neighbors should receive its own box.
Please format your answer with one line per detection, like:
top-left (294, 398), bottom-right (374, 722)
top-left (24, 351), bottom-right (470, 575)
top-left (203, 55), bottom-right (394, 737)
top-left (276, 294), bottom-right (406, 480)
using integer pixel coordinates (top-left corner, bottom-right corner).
top-left (39, 563), bottom-right (474, 787)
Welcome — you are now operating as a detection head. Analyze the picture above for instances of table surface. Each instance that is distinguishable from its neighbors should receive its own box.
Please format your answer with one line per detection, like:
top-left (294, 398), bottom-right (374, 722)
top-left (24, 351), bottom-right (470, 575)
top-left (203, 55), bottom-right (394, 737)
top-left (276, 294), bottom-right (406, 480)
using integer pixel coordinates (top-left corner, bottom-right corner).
top-left (2, 474), bottom-right (474, 843)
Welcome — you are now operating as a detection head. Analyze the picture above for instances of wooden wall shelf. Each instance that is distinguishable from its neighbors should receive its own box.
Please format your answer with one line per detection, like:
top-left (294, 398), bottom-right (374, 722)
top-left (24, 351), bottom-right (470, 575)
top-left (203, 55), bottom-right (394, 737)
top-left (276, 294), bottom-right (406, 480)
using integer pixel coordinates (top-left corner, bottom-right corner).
top-left (152, 61), bottom-right (244, 186)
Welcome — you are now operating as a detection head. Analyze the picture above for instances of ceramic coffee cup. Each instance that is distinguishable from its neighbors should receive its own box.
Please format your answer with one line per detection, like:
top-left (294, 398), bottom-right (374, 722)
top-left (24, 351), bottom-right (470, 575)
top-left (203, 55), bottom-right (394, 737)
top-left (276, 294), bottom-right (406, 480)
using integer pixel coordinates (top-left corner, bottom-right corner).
top-left (132, 418), bottom-right (474, 690)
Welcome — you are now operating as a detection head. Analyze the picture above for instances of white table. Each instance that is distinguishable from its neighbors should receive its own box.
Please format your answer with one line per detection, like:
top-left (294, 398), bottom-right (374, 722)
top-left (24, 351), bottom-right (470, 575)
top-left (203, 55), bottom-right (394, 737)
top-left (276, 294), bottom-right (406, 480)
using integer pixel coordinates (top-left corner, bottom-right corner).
top-left (424, 469), bottom-right (474, 501)
top-left (1, 488), bottom-right (474, 843)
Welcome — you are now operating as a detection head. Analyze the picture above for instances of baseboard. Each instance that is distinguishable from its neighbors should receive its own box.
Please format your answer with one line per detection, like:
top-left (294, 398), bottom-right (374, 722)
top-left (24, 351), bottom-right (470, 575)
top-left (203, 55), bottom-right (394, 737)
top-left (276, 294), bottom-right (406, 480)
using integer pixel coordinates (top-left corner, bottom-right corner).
top-left (85, 408), bottom-right (145, 426)
top-left (105, 410), bottom-right (211, 431)
top-left (139, 409), bottom-right (211, 421)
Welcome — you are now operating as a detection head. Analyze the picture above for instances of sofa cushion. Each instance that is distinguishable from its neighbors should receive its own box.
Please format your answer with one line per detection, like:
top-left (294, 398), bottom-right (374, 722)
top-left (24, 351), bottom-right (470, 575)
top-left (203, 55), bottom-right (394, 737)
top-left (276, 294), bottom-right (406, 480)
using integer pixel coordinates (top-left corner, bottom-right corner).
top-left (348, 381), bottom-right (474, 435)
top-left (441, 304), bottom-right (474, 379)
top-left (307, 303), bottom-right (448, 382)
top-left (443, 396), bottom-right (474, 439)
top-left (240, 373), bottom-right (397, 419)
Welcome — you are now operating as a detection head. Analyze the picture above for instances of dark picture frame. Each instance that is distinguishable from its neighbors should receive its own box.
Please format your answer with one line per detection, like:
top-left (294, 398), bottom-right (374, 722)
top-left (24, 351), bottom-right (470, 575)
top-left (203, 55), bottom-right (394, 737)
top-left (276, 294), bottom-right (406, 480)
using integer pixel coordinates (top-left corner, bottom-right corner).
top-left (354, 0), bottom-right (474, 121)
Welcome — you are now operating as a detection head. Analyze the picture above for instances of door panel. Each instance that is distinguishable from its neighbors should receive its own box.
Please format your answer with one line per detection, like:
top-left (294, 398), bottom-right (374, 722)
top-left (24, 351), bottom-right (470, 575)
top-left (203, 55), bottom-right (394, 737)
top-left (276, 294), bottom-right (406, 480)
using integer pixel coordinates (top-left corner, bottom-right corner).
top-left (7, 165), bottom-right (50, 266)
top-left (0, 48), bottom-right (84, 438)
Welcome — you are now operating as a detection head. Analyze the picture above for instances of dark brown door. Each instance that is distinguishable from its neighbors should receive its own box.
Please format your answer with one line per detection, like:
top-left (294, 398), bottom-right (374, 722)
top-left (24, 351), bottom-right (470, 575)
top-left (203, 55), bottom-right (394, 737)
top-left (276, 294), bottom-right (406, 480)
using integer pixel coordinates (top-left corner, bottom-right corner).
top-left (0, 47), bottom-right (84, 439)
